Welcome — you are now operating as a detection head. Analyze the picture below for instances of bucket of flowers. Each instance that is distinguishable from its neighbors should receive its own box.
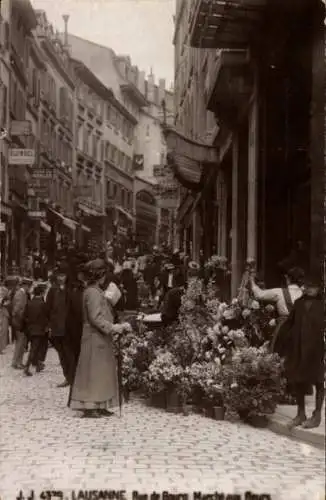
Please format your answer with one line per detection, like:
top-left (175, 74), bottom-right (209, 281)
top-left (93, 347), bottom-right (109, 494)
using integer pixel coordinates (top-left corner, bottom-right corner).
top-left (142, 350), bottom-right (184, 411)
top-left (119, 328), bottom-right (157, 399)
top-left (176, 361), bottom-right (224, 418)
top-left (220, 344), bottom-right (286, 427)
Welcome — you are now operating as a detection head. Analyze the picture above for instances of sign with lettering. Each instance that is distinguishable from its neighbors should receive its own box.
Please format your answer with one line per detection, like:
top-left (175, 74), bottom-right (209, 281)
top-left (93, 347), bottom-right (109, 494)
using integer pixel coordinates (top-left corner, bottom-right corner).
top-left (0, 222), bottom-right (6, 232)
top-left (9, 148), bottom-right (35, 165)
top-left (32, 169), bottom-right (54, 178)
top-left (10, 121), bottom-right (32, 136)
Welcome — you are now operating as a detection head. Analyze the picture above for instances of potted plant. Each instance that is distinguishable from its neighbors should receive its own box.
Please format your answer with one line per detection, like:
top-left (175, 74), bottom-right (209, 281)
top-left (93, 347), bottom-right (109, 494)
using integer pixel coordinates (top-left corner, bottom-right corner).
top-left (220, 345), bottom-right (286, 427)
top-left (142, 350), bottom-right (183, 411)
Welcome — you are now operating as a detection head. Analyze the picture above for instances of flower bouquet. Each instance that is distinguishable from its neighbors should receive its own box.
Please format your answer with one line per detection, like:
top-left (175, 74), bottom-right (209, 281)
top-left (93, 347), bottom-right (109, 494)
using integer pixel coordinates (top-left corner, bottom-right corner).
top-left (116, 328), bottom-right (157, 394)
top-left (220, 345), bottom-right (286, 426)
top-left (142, 350), bottom-right (183, 400)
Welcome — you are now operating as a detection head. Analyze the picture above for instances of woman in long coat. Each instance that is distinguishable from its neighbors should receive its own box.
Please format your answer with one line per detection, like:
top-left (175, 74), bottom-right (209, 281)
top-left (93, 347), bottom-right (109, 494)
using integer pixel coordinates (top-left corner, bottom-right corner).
top-left (68, 259), bottom-right (130, 418)
top-left (276, 280), bottom-right (324, 429)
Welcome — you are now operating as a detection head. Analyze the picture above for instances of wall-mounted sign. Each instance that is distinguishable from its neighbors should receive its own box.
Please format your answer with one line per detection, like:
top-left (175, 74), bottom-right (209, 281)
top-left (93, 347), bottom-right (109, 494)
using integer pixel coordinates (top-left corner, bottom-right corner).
top-left (32, 169), bottom-right (54, 178)
top-left (0, 222), bottom-right (6, 232)
top-left (9, 148), bottom-right (35, 165)
top-left (10, 121), bottom-right (32, 136)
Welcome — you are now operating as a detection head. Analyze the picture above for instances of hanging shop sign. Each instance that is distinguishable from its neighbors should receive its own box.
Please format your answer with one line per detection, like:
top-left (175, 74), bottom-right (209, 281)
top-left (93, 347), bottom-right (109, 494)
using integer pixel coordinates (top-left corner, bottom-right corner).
top-left (0, 222), bottom-right (6, 232)
top-left (9, 148), bottom-right (35, 165)
top-left (133, 154), bottom-right (144, 171)
top-left (10, 120), bottom-right (32, 136)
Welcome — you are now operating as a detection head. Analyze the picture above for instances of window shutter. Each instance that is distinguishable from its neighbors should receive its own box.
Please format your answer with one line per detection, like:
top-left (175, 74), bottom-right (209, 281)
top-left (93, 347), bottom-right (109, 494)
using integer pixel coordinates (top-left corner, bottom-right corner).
top-left (59, 87), bottom-right (64, 119)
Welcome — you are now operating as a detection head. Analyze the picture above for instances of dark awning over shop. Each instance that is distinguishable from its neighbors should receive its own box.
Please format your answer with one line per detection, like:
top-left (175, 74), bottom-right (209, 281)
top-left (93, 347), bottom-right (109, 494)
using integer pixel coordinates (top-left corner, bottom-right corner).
top-left (188, 0), bottom-right (312, 49)
top-left (48, 207), bottom-right (77, 231)
top-left (189, 0), bottom-right (267, 49)
top-left (163, 126), bottom-right (219, 191)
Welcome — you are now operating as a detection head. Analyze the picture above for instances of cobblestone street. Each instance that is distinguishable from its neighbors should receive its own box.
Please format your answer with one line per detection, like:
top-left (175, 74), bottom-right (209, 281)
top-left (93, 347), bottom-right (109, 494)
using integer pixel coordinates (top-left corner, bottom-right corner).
top-left (0, 346), bottom-right (324, 500)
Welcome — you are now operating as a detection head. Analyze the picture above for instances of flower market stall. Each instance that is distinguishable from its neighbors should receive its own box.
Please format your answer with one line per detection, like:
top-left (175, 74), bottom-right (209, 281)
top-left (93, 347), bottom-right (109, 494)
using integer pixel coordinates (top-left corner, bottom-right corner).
top-left (116, 257), bottom-right (286, 427)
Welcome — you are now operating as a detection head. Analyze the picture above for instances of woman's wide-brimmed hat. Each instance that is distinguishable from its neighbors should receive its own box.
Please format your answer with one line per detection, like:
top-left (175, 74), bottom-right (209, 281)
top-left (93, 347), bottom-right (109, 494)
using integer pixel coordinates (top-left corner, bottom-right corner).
top-left (188, 261), bottom-right (200, 271)
top-left (84, 258), bottom-right (108, 282)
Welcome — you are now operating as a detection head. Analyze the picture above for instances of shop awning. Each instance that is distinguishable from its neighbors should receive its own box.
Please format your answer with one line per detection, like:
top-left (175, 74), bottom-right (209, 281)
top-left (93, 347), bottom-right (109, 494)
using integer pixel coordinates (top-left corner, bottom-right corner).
top-left (163, 126), bottom-right (219, 191)
top-left (78, 203), bottom-right (104, 217)
top-left (40, 220), bottom-right (51, 233)
top-left (189, 0), bottom-right (267, 49)
top-left (48, 207), bottom-right (77, 231)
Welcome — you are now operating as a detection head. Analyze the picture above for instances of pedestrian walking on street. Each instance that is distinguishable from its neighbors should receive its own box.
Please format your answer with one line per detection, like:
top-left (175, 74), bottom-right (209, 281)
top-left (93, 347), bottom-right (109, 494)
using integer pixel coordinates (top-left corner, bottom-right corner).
top-left (68, 259), bottom-right (131, 418)
top-left (11, 278), bottom-right (30, 369)
top-left (0, 278), bottom-right (10, 354)
top-left (46, 263), bottom-right (74, 387)
top-left (23, 285), bottom-right (48, 376)
top-left (276, 279), bottom-right (324, 429)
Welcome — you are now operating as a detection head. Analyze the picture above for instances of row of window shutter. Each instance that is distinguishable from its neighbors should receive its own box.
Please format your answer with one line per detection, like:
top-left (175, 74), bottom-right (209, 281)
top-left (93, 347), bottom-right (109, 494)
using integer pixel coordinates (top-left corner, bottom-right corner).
top-left (0, 21), bottom-right (9, 51)
top-left (107, 182), bottom-right (132, 210)
top-left (40, 120), bottom-right (72, 165)
top-left (40, 72), bottom-right (73, 127)
top-left (27, 67), bottom-right (41, 107)
top-left (10, 80), bottom-right (26, 120)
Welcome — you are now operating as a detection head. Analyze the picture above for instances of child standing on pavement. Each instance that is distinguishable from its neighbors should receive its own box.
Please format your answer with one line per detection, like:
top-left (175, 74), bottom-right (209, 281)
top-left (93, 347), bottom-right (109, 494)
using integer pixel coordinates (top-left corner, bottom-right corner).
top-left (24, 285), bottom-right (48, 376)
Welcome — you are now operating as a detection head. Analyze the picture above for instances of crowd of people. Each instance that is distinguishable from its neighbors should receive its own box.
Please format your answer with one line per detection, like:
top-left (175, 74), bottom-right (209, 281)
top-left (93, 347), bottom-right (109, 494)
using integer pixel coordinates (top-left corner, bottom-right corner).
top-left (0, 242), bottom-right (196, 418)
top-left (0, 240), bottom-right (323, 427)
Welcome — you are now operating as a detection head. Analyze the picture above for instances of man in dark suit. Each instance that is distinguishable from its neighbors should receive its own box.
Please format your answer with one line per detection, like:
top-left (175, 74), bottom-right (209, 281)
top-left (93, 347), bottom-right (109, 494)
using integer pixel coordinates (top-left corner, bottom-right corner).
top-left (24, 285), bottom-right (48, 376)
top-left (161, 270), bottom-right (185, 326)
top-left (46, 262), bottom-right (74, 387)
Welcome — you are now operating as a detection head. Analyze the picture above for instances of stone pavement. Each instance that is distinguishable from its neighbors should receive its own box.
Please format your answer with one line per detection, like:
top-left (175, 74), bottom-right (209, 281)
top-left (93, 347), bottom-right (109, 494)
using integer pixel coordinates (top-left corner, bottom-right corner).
top-left (0, 345), bottom-right (325, 500)
top-left (268, 395), bottom-right (325, 450)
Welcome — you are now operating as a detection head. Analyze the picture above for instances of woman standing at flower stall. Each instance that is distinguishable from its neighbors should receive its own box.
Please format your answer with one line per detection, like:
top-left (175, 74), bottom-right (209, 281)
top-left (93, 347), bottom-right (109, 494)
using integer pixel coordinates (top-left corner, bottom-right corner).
top-left (249, 267), bottom-right (304, 351)
top-left (69, 259), bottom-right (131, 418)
top-left (278, 279), bottom-right (324, 429)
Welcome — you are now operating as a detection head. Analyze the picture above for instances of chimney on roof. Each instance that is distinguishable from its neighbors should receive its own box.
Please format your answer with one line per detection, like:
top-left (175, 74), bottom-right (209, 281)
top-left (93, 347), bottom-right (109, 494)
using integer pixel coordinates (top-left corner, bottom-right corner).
top-left (138, 70), bottom-right (145, 96)
top-left (62, 14), bottom-right (69, 48)
top-left (158, 79), bottom-right (166, 105)
top-left (147, 71), bottom-right (155, 103)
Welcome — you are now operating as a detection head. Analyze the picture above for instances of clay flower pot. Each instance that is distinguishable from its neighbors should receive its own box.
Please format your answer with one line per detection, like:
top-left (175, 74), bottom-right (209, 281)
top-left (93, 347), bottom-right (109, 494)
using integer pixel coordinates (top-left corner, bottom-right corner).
top-left (213, 406), bottom-right (226, 420)
top-left (182, 404), bottom-right (193, 416)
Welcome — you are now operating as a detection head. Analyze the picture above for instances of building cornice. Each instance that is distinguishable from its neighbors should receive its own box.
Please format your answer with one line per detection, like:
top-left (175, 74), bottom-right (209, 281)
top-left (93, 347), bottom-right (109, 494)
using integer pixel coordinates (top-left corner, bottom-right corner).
top-left (104, 160), bottom-right (134, 182)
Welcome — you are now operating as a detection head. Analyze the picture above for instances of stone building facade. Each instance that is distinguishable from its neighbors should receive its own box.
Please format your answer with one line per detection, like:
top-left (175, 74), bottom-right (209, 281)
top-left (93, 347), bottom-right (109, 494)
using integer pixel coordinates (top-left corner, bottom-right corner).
top-left (170, 0), bottom-right (325, 297)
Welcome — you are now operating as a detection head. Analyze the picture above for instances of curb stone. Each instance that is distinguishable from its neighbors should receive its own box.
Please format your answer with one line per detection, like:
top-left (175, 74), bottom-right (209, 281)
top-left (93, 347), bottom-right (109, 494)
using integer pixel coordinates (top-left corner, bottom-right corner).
top-left (267, 415), bottom-right (325, 450)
